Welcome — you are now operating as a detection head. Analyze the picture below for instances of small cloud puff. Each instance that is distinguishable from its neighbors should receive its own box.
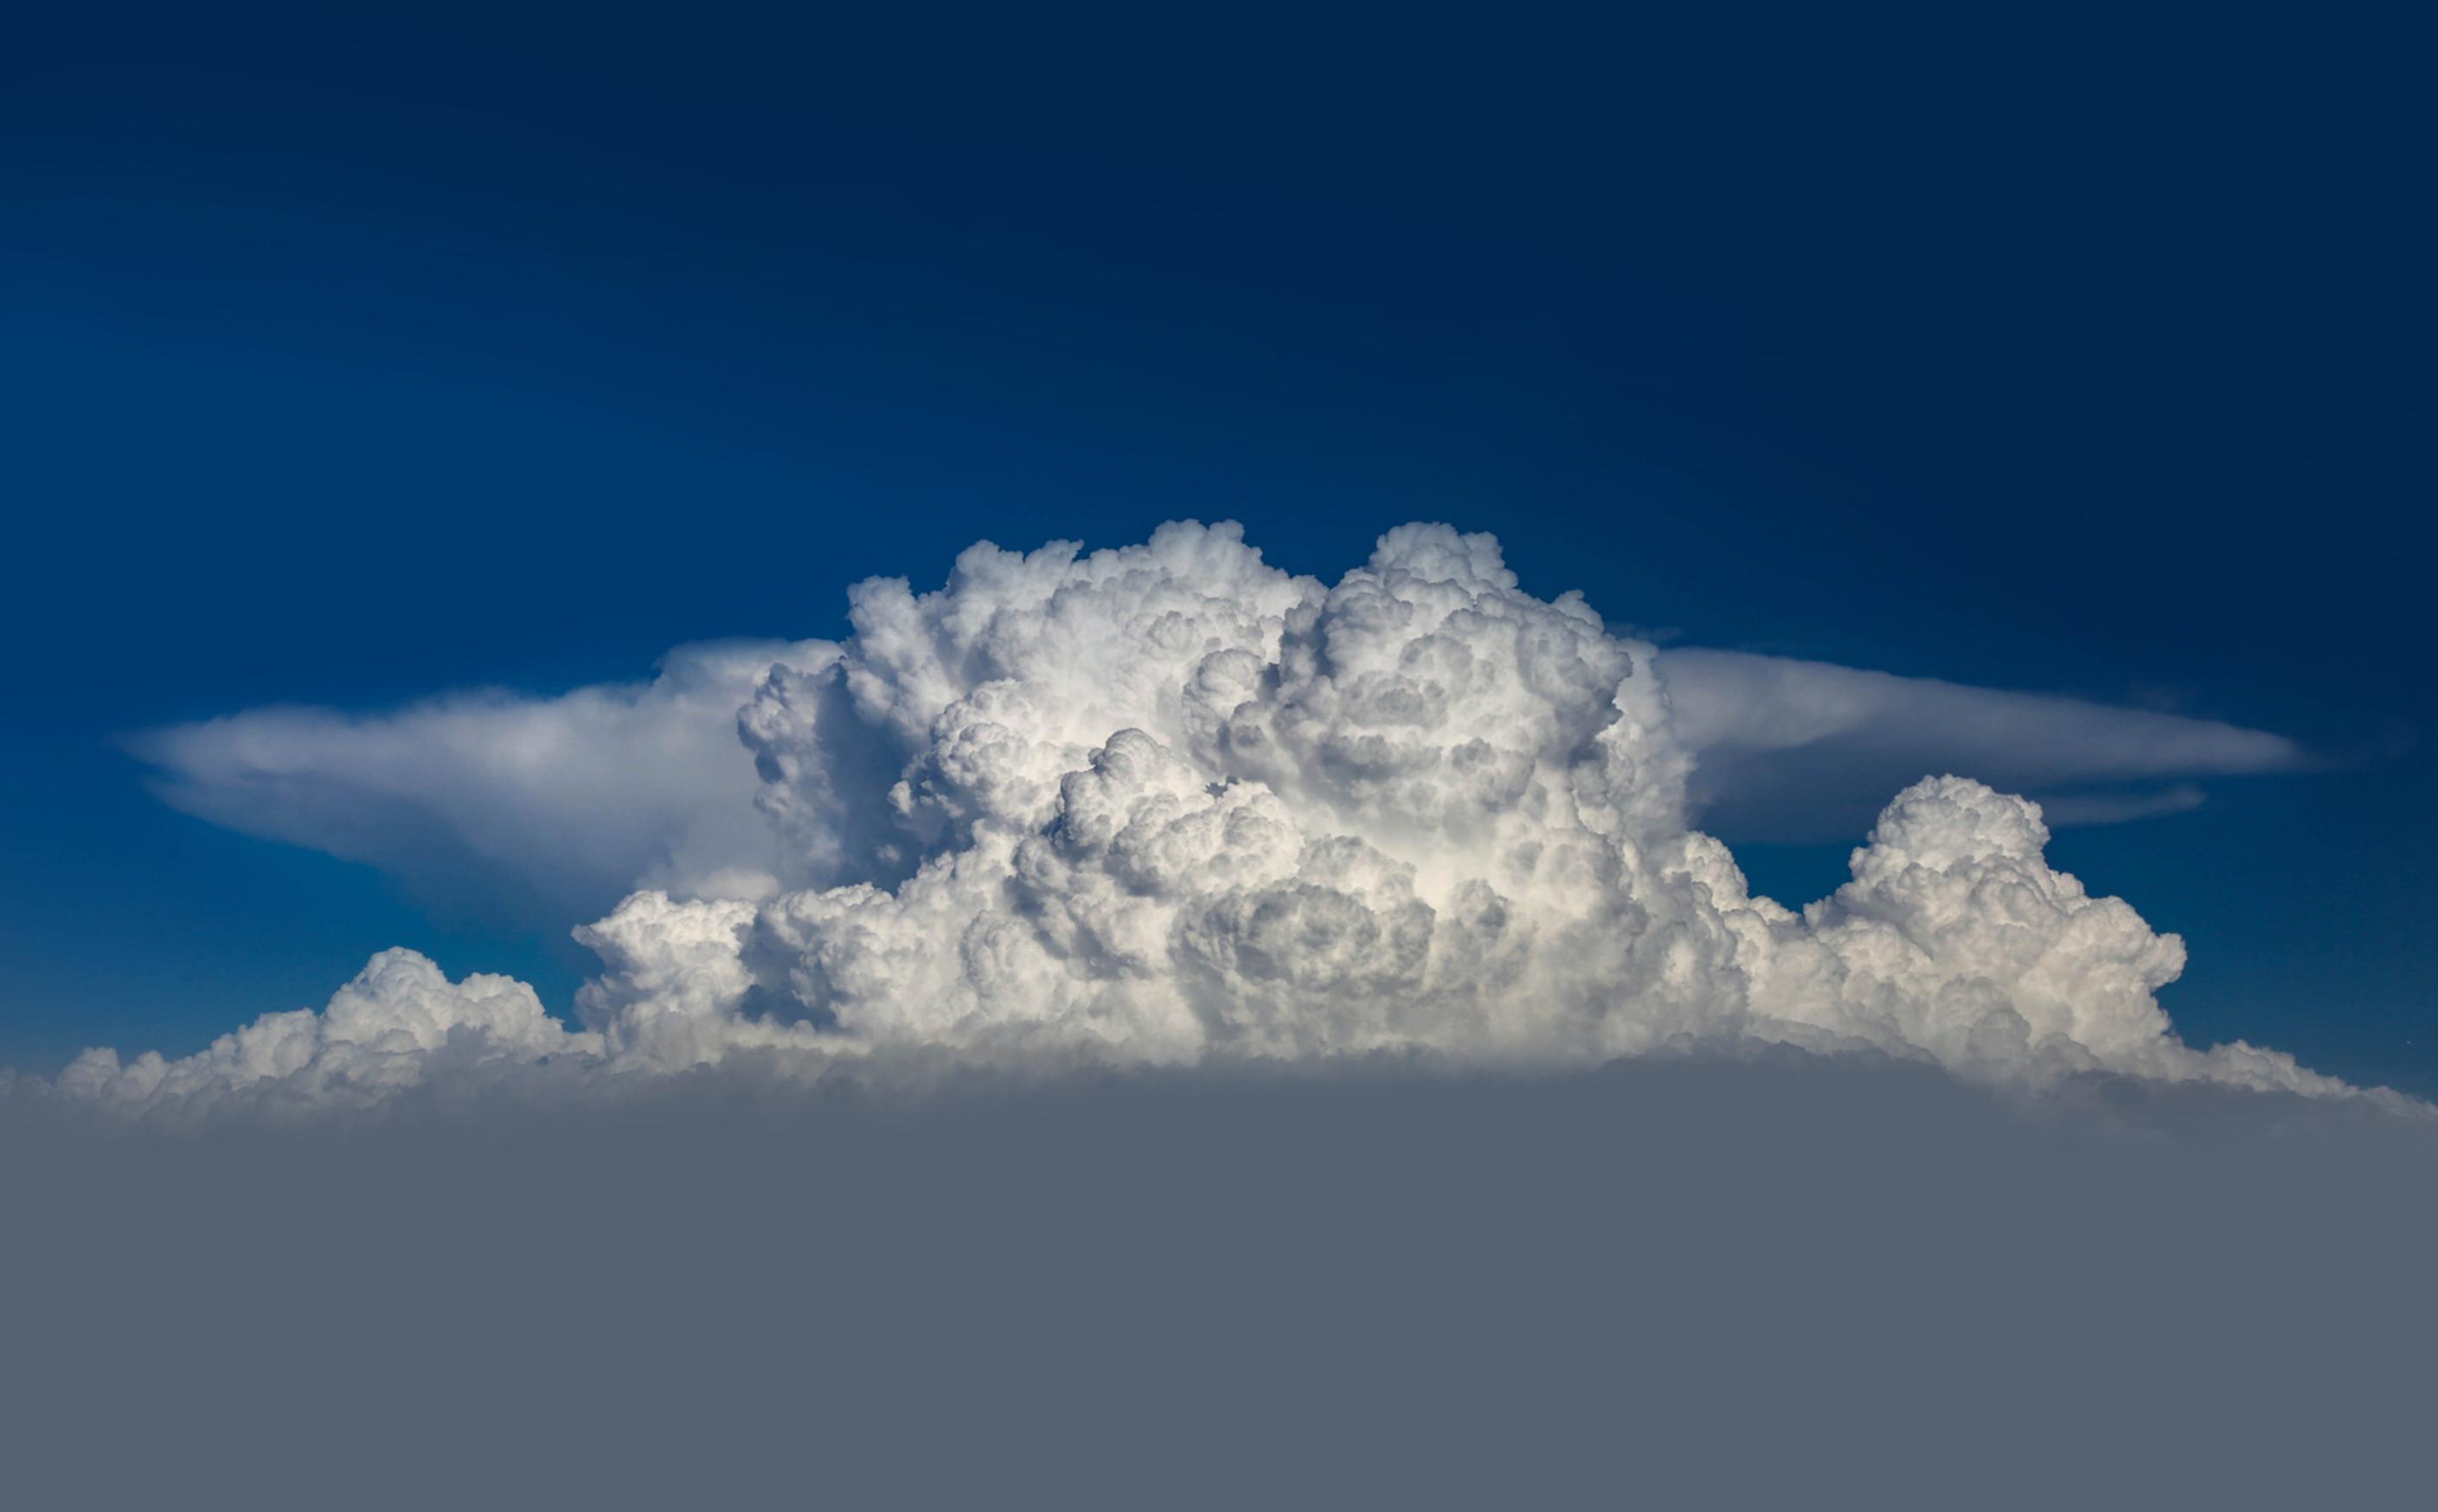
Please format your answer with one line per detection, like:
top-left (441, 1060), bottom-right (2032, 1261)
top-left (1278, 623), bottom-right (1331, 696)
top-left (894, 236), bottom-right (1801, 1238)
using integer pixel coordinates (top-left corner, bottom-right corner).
top-left (60, 950), bottom-right (599, 1118)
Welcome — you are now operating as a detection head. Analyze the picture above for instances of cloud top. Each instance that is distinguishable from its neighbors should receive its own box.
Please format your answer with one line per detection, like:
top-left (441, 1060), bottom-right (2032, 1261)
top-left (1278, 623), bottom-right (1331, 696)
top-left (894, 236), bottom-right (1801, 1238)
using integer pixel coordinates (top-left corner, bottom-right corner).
top-left (52, 522), bottom-right (2407, 1120)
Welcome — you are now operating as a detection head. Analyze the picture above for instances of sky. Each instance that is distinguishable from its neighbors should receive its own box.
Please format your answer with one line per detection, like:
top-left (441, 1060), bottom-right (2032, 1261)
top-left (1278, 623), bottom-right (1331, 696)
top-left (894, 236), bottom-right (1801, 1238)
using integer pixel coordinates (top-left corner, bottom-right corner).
top-left (3, 6), bottom-right (2435, 1097)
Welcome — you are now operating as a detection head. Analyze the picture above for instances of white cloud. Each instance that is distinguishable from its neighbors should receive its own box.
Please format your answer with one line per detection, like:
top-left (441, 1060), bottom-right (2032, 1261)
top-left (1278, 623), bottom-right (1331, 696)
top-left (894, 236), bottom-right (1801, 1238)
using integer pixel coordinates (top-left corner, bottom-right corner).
top-left (51, 522), bottom-right (2414, 1120)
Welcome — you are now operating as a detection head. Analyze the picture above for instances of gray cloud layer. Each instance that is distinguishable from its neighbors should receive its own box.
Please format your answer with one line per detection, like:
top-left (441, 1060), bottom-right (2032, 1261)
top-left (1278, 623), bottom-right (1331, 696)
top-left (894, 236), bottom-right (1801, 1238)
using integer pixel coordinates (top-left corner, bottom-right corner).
top-left (7, 1060), bottom-right (2432, 1509)
top-left (39, 522), bottom-right (2401, 1119)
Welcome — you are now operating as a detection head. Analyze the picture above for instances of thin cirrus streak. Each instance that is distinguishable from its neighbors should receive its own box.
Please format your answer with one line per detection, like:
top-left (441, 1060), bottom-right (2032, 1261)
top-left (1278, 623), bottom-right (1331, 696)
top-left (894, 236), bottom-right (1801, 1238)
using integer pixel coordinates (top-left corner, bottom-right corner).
top-left (41, 520), bottom-right (2409, 1122)
top-left (1663, 647), bottom-right (2304, 841)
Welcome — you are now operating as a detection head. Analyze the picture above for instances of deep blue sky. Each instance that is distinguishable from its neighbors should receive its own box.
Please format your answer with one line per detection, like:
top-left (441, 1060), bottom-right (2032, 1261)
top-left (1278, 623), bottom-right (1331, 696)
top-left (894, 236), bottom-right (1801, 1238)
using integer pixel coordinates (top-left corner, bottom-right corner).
top-left (3, 6), bottom-right (2431, 1091)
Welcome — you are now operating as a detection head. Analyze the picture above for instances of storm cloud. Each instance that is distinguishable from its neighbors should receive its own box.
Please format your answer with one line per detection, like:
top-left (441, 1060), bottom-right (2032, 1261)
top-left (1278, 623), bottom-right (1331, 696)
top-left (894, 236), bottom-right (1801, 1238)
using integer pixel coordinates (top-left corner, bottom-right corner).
top-left (40, 523), bottom-right (2406, 1119)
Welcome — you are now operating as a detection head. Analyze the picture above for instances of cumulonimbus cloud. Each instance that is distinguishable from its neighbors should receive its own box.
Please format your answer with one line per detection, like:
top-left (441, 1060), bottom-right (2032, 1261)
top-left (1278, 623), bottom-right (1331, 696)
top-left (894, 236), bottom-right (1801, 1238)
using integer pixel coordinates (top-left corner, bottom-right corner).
top-left (48, 522), bottom-right (2408, 1120)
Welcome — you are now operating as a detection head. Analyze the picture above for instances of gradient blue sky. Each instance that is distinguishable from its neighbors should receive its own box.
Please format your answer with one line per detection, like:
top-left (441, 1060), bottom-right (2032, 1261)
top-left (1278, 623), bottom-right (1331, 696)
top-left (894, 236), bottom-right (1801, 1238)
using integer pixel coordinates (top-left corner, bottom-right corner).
top-left (3, 6), bottom-right (2432, 1091)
